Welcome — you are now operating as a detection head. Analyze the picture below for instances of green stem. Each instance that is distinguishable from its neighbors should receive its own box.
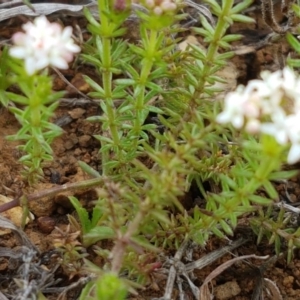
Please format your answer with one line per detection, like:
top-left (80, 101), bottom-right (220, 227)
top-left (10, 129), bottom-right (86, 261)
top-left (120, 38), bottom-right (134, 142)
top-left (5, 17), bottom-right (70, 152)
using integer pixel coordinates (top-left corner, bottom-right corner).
top-left (98, 0), bottom-right (120, 175)
top-left (26, 78), bottom-right (45, 183)
top-left (98, 0), bottom-right (109, 30)
top-left (202, 0), bottom-right (234, 78)
top-left (132, 29), bottom-right (158, 139)
top-left (174, 0), bottom-right (234, 135)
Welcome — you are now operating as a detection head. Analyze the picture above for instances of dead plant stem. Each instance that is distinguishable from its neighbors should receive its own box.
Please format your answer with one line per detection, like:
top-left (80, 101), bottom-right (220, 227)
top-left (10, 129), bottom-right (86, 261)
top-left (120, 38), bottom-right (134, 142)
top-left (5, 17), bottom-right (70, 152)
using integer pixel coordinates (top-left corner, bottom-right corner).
top-left (0, 177), bottom-right (104, 213)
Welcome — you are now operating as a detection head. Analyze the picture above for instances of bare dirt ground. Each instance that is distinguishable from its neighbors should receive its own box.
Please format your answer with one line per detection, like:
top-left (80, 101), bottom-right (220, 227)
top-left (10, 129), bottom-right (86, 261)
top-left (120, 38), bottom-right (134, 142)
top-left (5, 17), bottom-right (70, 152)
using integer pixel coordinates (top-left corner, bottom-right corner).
top-left (1, 0), bottom-right (300, 299)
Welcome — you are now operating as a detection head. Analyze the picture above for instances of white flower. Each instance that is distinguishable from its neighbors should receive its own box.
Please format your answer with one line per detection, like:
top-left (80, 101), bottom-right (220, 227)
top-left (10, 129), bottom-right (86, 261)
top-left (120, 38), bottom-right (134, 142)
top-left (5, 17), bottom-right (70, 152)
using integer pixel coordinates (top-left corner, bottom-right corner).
top-left (216, 86), bottom-right (247, 128)
top-left (9, 16), bottom-right (80, 75)
top-left (217, 66), bottom-right (300, 164)
top-left (145, 0), bottom-right (177, 15)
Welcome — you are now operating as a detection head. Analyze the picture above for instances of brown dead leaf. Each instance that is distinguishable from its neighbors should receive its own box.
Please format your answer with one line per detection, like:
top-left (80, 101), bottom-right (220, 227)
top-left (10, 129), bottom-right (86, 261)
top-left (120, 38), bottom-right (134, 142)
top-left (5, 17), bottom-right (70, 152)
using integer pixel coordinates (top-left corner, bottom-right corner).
top-left (198, 254), bottom-right (269, 300)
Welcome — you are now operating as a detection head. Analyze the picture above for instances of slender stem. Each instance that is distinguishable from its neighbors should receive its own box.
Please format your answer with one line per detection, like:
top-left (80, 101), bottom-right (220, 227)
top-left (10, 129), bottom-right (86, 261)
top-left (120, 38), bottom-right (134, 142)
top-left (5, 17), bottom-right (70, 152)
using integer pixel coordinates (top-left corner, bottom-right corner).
top-left (97, 0), bottom-right (121, 175)
top-left (0, 177), bottom-right (104, 213)
top-left (173, 0), bottom-right (234, 136)
top-left (110, 201), bottom-right (148, 274)
top-left (132, 29), bottom-right (158, 142)
top-left (98, 0), bottom-right (108, 30)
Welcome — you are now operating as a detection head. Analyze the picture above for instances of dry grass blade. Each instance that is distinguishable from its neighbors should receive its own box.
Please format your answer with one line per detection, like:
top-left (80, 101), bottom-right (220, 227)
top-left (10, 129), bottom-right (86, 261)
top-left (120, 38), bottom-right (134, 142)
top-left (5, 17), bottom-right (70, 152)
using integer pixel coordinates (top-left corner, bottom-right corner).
top-left (0, 292), bottom-right (9, 300)
top-left (0, 215), bottom-right (37, 251)
top-left (251, 255), bottom-right (283, 300)
top-left (199, 254), bottom-right (269, 300)
top-left (252, 276), bottom-right (283, 300)
top-left (263, 278), bottom-right (283, 300)
top-left (162, 238), bottom-right (189, 300)
top-left (0, 0), bottom-right (24, 9)
top-left (0, 2), bottom-right (98, 22)
top-left (52, 67), bottom-right (92, 100)
top-left (251, 269), bottom-right (264, 300)
top-left (261, 0), bottom-right (286, 33)
top-left (0, 0), bottom-right (214, 24)
top-left (184, 0), bottom-right (214, 25)
top-left (185, 238), bottom-right (246, 272)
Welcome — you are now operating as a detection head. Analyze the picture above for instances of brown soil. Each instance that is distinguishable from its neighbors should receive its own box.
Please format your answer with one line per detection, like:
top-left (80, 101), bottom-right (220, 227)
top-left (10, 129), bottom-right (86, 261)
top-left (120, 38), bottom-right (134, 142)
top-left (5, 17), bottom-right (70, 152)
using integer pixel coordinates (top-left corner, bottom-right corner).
top-left (1, 1), bottom-right (300, 299)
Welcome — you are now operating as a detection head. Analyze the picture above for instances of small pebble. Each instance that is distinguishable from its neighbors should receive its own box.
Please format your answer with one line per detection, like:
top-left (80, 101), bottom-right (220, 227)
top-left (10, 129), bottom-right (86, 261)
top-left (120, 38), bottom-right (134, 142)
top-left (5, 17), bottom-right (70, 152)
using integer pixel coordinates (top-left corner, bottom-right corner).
top-left (68, 108), bottom-right (86, 119)
top-left (37, 216), bottom-right (55, 233)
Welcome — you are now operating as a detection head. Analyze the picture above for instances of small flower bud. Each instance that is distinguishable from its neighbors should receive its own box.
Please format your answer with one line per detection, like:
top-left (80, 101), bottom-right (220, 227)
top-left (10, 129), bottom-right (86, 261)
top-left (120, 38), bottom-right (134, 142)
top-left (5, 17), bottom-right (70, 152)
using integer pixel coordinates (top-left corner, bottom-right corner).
top-left (113, 0), bottom-right (130, 12)
top-left (153, 6), bottom-right (163, 15)
top-left (145, 0), bottom-right (155, 8)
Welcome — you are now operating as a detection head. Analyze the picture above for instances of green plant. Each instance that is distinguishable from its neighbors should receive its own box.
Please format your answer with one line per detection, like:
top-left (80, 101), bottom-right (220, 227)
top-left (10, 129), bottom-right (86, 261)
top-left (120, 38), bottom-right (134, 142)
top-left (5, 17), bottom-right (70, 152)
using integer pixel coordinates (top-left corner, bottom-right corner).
top-left (0, 15), bottom-right (80, 184)
top-left (2, 0), bottom-right (300, 298)
top-left (68, 195), bottom-right (114, 247)
top-left (52, 225), bottom-right (89, 280)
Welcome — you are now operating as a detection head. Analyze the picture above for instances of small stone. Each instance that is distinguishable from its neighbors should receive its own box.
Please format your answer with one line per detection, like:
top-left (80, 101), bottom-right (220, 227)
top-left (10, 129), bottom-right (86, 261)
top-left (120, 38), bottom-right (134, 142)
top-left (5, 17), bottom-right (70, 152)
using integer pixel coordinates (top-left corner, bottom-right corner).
top-left (64, 140), bottom-right (75, 150)
top-left (215, 281), bottom-right (241, 300)
top-left (37, 216), bottom-right (55, 233)
top-left (78, 135), bottom-right (91, 147)
top-left (74, 148), bottom-right (82, 156)
top-left (82, 153), bottom-right (91, 163)
top-left (67, 73), bottom-right (90, 95)
top-left (28, 190), bottom-right (56, 217)
top-left (283, 275), bottom-right (294, 287)
top-left (50, 169), bottom-right (61, 184)
top-left (68, 108), bottom-right (86, 120)
top-left (64, 133), bottom-right (79, 150)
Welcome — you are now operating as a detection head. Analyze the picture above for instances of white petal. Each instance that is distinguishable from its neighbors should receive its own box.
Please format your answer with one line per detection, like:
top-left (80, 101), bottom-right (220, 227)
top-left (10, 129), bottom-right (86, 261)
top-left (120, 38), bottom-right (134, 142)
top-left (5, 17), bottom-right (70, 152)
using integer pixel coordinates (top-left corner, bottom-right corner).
top-left (216, 111), bottom-right (231, 124)
top-left (61, 27), bottom-right (72, 40)
top-left (287, 143), bottom-right (300, 164)
top-left (65, 43), bottom-right (81, 53)
top-left (24, 57), bottom-right (37, 75)
top-left (260, 123), bottom-right (288, 145)
top-left (245, 119), bottom-right (260, 133)
top-left (232, 115), bottom-right (244, 128)
top-left (50, 56), bottom-right (69, 69)
top-left (9, 47), bottom-right (27, 59)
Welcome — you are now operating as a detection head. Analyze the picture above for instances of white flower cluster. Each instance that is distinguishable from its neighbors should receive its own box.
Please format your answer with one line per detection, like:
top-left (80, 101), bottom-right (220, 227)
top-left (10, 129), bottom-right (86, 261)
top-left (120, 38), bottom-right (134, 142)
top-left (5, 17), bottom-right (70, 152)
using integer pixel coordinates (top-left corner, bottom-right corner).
top-left (145, 0), bottom-right (177, 15)
top-left (9, 16), bottom-right (80, 75)
top-left (217, 67), bottom-right (300, 164)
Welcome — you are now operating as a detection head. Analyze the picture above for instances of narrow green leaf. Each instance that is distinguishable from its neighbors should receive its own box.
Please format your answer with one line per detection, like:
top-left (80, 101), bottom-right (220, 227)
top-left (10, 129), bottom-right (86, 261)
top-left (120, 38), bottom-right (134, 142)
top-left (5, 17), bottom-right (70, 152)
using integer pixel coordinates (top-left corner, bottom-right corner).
top-left (269, 170), bottom-right (298, 180)
top-left (230, 14), bottom-right (255, 23)
top-left (79, 161), bottom-right (101, 178)
top-left (222, 34), bottom-right (243, 42)
top-left (94, 135), bottom-right (114, 144)
top-left (130, 236), bottom-right (160, 252)
top-left (114, 78), bottom-right (136, 86)
top-left (219, 220), bottom-right (233, 236)
top-left (211, 226), bottom-right (225, 239)
top-left (287, 33), bottom-right (300, 53)
top-left (84, 226), bottom-right (115, 241)
top-left (292, 3), bottom-right (300, 17)
top-left (84, 76), bottom-right (105, 96)
top-left (202, 0), bottom-right (221, 14)
top-left (128, 44), bottom-right (145, 56)
top-left (69, 196), bottom-right (91, 234)
top-left (249, 195), bottom-right (272, 205)
top-left (230, 0), bottom-right (254, 14)
top-left (263, 180), bottom-right (278, 199)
